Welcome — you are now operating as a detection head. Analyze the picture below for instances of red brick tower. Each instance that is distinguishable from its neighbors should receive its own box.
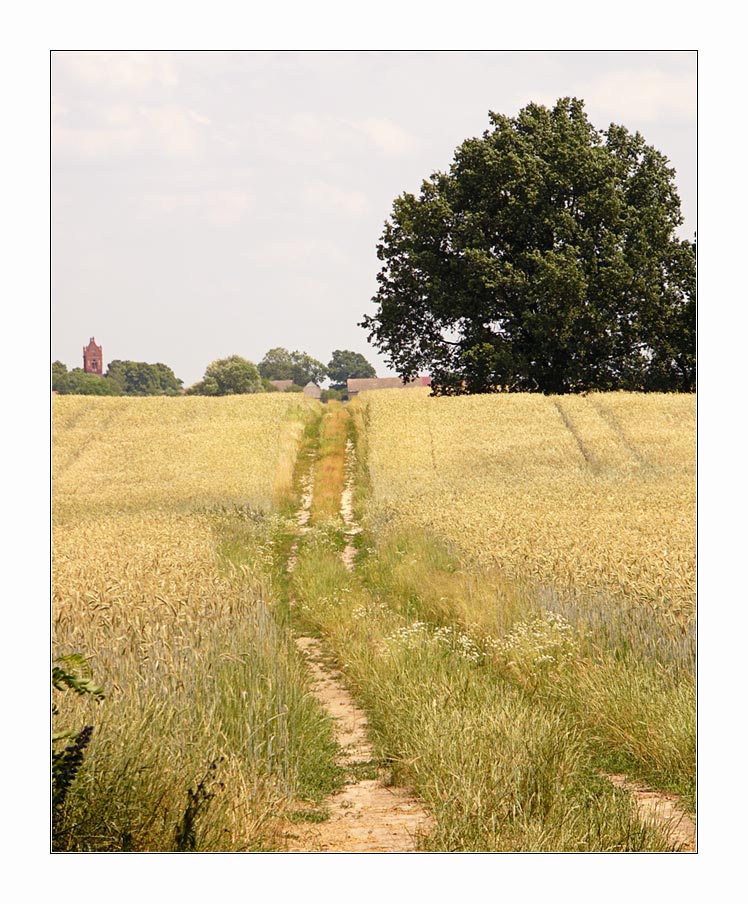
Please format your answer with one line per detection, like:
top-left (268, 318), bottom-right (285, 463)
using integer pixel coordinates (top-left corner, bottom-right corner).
top-left (83, 337), bottom-right (103, 375)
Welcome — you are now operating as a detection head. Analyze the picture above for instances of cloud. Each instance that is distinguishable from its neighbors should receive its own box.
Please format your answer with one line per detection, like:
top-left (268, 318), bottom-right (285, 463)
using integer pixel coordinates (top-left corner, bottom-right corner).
top-left (56, 51), bottom-right (179, 93)
top-left (250, 237), bottom-right (346, 269)
top-left (349, 117), bottom-right (420, 157)
top-left (585, 68), bottom-right (696, 124)
top-left (303, 181), bottom-right (368, 217)
top-left (142, 188), bottom-right (252, 226)
top-left (286, 112), bottom-right (419, 160)
top-left (53, 103), bottom-right (210, 160)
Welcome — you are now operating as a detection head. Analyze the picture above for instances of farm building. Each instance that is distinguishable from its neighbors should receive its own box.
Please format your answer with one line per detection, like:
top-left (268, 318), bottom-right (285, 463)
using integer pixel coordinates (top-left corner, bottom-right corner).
top-left (303, 382), bottom-right (322, 399)
top-left (269, 379), bottom-right (295, 391)
top-left (346, 376), bottom-right (431, 398)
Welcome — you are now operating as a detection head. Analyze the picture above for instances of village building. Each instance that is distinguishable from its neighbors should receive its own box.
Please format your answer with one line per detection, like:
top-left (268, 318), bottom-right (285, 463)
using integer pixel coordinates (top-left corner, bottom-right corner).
top-left (346, 375), bottom-right (431, 398)
top-left (303, 382), bottom-right (322, 399)
top-left (83, 337), bottom-right (103, 375)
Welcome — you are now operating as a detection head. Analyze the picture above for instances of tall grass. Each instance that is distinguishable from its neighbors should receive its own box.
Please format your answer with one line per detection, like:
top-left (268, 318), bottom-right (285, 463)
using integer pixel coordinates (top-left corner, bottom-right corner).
top-left (360, 529), bottom-right (695, 809)
top-left (52, 510), bottom-right (342, 851)
top-left (283, 400), bottom-right (694, 849)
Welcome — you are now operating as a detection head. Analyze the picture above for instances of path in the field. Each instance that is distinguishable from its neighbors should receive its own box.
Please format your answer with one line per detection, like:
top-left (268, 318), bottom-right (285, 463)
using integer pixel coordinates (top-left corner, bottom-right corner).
top-left (604, 773), bottom-right (696, 852)
top-left (282, 433), bottom-right (432, 852)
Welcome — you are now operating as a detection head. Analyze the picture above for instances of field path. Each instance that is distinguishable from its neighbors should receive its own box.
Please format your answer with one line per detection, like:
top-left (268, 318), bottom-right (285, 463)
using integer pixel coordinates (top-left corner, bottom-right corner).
top-left (604, 773), bottom-right (696, 852)
top-left (282, 421), bottom-right (432, 852)
top-left (284, 634), bottom-right (431, 852)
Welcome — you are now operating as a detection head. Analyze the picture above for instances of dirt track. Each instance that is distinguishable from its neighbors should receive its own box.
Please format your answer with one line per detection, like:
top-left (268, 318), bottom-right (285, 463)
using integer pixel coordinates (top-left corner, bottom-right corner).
top-left (281, 443), bottom-right (432, 852)
top-left (605, 773), bottom-right (696, 852)
top-left (282, 635), bottom-right (432, 852)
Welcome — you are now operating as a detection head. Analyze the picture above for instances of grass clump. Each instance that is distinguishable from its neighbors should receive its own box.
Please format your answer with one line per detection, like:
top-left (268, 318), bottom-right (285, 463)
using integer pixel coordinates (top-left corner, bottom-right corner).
top-left (356, 527), bottom-right (695, 814)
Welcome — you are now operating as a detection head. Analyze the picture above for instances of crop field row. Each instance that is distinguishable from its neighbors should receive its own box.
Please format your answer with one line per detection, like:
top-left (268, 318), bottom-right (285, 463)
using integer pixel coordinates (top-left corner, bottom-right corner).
top-left (363, 390), bottom-right (695, 615)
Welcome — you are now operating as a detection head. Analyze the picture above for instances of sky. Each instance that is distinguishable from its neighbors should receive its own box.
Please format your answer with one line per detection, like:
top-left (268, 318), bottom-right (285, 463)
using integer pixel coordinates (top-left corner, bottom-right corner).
top-left (52, 50), bottom-right (696, 387)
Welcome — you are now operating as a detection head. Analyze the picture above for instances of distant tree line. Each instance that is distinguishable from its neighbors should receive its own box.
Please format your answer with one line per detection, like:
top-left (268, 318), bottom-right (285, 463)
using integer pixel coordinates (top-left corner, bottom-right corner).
top-left (52, 360), bottom-right (183, 396)
top-left (52, 348), bottom-right (376, 399)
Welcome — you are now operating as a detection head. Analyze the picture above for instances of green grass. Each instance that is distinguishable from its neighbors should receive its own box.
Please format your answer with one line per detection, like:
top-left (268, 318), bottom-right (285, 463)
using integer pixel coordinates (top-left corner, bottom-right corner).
top-left (355, 526), bottom-right (695, 812)
top-left (287, 807), bottom-right (331, 824)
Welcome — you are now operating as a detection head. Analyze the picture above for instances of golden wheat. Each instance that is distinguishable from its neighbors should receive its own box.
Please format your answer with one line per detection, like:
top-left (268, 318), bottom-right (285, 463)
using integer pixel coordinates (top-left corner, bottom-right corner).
top-left (362, 390), bottom-right (695, 614)
top-left (53, 394), bottom-right (316, 522)
top-left (52, 394), bottom-right (321, 849)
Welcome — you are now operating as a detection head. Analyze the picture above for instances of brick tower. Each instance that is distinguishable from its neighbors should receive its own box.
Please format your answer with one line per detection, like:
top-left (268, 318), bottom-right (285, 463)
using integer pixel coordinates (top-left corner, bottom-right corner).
top-left (83, 337), bottom-right (103, 375)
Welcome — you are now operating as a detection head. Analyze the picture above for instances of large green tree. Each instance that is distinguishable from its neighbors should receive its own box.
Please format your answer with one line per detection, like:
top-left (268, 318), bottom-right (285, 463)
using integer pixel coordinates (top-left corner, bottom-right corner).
top-left (360, 97), bottom-right (695, 395)
top-left (187, 355), bottom-right (263, 395)
top-left (258, 347), bottom-right (327, 387)
top-left (327, 349), bottom-right (376, 390)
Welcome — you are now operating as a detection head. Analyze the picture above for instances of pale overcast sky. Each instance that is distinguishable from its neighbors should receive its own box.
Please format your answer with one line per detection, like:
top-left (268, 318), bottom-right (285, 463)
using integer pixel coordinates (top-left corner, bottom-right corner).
top-left (52, 50), bottom-right (696, 387)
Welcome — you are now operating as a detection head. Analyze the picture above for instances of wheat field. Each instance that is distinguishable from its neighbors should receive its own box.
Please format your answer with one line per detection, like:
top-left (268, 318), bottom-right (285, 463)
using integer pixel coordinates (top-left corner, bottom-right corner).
top-left (52, 394), bottom-right (337, 851)
top-left (51, 390), bottom-right (696, 850)
top-left (53, 394), bottom-right (316, 521)
top-left (363, 389), bottom-right (695, 615)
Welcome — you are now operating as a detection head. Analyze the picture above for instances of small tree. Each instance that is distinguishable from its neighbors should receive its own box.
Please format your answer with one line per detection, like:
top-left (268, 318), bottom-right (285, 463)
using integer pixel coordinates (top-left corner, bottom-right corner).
top-left (258, 347), bottom-right (295, 382)
top-left (106, 360), bottom-right (183, 396)
top-left (327, 350), bottom-right (376, 390)
top-left (52, 360), bottom-right (68, 391)
top-left (54, 368), bottom-right (119, 396)
top-left (258, 347), bottom-right (327, 387)
top-left (320, 387), bottom-right (345, 403)
top-left (187, 356), bottom-right (263, 395)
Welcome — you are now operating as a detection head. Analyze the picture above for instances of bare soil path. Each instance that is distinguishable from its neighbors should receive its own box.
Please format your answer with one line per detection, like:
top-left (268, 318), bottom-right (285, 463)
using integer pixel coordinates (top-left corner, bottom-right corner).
top-left (283, 635), bottom-right (432, 852)
top-left (282, 431), bottom-right (432, 852)
top-left (604, 773), bottom-right (696, 852)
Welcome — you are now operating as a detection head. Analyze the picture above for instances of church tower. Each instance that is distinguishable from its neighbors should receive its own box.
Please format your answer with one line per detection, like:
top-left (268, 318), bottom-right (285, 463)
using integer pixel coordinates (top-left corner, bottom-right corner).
top-left (83, 337), bottom-right (103, 375)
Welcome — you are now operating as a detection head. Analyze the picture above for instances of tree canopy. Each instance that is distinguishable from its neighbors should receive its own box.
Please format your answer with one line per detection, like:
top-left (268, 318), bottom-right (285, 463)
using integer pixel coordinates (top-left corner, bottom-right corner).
top-left (327, 349), bottom-right (376, 389)
top-left (52, 359), bottom-right (182, 395)
top-left (52, 364), bottom-right (119, 395)
top-left (258, 347), bottom-right (327, 387)
top-left (360, 97), bottom-right (695, 395)
top-left (187, 355), bottom-right (263, 395)
top-left (106, 360), bottom-right (183, 396)
top-left (52, 361), bottom-right (70, 391)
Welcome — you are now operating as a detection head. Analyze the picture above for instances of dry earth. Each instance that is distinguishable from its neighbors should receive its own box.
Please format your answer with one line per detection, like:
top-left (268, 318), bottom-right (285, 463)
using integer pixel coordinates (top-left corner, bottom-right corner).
top-left (604, 773), bottom-right (696, 852)
top-left (282, 636), bottom-right (433, 852)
